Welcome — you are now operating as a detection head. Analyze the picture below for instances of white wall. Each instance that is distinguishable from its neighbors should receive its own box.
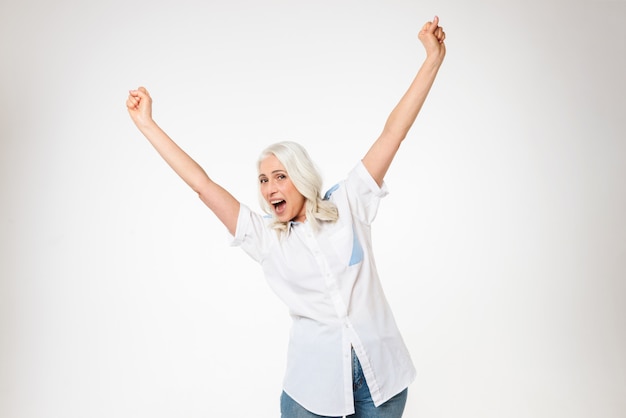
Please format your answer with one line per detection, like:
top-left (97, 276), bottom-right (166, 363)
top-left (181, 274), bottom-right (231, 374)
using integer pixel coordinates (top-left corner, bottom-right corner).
top-left (1, 0), bottom-right (625, 417)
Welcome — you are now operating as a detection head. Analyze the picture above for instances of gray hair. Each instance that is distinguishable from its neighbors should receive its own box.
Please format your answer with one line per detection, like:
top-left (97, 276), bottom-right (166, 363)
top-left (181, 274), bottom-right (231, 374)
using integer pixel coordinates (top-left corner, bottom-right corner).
top-left (257, 141), bottom-right (339, 234)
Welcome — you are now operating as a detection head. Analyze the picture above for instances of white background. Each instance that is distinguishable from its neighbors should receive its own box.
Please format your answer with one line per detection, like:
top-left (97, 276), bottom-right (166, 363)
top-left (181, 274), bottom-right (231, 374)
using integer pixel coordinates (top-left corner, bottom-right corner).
top-left (1, 0), bottom-right (625, 417)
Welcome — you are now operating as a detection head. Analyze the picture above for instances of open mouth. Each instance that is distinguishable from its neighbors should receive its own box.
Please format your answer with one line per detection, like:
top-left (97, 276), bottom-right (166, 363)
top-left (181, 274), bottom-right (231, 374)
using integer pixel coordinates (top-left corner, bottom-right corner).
top-left (271, 199), bottom-right (286, 214)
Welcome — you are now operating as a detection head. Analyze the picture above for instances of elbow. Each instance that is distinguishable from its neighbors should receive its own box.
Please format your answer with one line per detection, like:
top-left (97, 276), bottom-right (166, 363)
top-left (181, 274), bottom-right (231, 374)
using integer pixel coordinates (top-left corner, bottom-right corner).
top-left (190, 177), bottom-right (213, 200)
top-left (380, 127), bottom-right (408, 145)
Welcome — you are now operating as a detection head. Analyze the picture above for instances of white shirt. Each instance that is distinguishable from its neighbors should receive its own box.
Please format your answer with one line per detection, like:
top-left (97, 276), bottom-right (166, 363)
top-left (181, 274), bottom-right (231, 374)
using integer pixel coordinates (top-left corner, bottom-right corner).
top-left (230, 161), bottom-right (416, 416)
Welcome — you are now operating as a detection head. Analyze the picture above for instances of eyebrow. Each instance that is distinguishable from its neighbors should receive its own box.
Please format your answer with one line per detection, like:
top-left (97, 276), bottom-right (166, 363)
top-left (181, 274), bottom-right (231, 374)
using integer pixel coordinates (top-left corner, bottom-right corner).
top-left (258, 170), bottom-right (286, 179)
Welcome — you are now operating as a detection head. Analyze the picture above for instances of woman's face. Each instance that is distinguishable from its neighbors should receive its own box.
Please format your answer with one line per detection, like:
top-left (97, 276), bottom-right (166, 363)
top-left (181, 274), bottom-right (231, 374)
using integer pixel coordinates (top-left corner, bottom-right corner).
top-left (258, 154), bottom-right (306, 223)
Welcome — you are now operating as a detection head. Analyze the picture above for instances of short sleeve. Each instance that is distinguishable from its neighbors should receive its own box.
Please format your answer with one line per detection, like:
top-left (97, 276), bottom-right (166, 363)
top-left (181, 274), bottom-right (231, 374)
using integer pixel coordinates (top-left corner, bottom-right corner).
top-left (352, 161), bottom-right (389, 198)
top-left (345, 161), bottom-right (389, 224)
top-left (230, 203), bottom-right (252, 247)
top-left (229, 203), bottom-right (272, 264)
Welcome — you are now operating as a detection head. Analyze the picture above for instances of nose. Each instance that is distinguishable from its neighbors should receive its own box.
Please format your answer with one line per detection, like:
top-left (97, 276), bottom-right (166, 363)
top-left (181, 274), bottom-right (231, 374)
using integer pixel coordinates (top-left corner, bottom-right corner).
top-left (264, 178), bottom-right (278, 196)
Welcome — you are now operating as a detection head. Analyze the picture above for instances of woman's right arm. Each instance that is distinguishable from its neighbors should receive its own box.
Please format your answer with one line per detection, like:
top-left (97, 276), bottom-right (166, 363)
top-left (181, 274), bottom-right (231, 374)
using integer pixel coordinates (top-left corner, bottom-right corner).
top-left (126, 87), bottom-right (240, 235)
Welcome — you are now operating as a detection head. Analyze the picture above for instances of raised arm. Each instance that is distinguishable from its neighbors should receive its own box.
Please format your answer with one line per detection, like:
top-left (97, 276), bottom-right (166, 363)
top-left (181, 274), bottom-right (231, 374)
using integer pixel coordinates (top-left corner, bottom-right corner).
top-left (362, 16), bottom-right (446, 186)
top-left (126, 87), bottom-right (240, 235)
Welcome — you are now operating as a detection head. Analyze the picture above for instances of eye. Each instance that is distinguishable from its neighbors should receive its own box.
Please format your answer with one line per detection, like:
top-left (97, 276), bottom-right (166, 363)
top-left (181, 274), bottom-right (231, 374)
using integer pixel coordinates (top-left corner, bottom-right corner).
top-left (259, 177), bottom-right (268, 184)
top-left (277, 174), bottom-right (286, 180)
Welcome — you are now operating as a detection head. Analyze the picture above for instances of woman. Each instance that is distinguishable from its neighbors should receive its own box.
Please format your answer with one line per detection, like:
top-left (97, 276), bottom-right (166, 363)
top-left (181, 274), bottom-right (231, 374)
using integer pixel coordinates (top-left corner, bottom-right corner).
top-left (126, 16), bottom-right (446, 418)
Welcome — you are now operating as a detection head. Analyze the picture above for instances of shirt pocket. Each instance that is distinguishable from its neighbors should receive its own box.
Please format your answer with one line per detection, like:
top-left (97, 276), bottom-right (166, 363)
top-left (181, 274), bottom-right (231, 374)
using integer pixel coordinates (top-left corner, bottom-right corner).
top-left (329, 224), bottom-right (363, 267)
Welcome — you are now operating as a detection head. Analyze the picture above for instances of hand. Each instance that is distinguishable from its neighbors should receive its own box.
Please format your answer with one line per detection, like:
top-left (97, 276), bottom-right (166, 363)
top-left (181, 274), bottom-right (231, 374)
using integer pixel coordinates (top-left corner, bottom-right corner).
top-left (418, 16), bottom-right (446, 60)
top-left (126, 86), bottom-right (153, 128)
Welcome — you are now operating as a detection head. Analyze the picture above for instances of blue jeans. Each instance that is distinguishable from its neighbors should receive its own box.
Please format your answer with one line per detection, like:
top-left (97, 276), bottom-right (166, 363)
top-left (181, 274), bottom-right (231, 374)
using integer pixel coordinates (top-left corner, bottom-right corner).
top-left (280, 350), bottom-right (408, 418)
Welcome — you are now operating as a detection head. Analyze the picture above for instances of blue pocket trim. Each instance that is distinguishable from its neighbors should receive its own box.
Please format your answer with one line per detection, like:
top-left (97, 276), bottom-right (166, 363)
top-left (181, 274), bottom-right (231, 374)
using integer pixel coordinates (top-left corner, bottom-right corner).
top-left (349, 225), bottom-right (363, 266)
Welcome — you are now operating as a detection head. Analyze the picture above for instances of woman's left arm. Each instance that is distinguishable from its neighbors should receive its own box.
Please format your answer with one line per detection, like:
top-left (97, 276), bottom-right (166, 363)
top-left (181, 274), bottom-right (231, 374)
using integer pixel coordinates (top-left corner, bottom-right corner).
top-left (362, 16), bottom-right (447, 186)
